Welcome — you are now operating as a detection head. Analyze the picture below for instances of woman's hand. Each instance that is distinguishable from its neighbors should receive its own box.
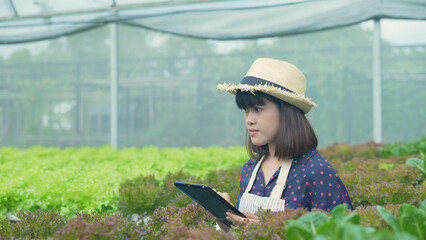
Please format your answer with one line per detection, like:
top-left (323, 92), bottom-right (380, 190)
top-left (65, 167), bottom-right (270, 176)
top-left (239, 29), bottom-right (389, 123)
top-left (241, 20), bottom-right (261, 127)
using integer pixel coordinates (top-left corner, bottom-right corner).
top-left (226, 210), bottom-right (260, 226)
top-left (214, 189), bottom-right (259, 231)
top-left (215, 190), bottom-right (231, 202)
top-left (214, 190), bottom-right (232, 231)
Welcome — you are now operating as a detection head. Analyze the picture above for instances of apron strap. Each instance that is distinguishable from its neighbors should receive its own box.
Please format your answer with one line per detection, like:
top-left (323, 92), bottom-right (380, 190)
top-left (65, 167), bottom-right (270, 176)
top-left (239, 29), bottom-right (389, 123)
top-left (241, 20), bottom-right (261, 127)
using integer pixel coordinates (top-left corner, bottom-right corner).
top-left (244, 155), bottom-right (264, 194)
top-left (270, 158), bottom-right (293, 199)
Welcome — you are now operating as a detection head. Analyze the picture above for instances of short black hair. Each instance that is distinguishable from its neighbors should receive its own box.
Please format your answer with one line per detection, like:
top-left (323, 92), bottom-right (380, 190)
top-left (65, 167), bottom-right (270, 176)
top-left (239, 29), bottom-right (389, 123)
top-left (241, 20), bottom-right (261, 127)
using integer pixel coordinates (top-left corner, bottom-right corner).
top-left (236, 90), bottom-right (318, 160)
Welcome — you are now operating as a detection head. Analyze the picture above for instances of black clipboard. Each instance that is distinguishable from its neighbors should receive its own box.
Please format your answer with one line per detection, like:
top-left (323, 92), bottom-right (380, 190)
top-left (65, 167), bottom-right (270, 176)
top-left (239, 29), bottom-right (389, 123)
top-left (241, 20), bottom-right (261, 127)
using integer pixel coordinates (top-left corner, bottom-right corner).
top-left (174, 181), bottom-right (246, 228)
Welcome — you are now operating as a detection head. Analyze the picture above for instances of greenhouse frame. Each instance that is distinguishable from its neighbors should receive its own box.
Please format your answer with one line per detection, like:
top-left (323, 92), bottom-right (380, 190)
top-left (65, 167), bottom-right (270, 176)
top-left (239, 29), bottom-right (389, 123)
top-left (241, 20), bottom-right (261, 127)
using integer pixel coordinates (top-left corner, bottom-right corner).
top-left (0, 0), bottom-right (425, 148)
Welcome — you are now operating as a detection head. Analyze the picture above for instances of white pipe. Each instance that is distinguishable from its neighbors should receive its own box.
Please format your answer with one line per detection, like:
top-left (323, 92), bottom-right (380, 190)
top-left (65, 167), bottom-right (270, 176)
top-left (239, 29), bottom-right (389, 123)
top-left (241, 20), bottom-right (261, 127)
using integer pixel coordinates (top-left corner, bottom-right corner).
top-left (110, 17), bottom-right (118, 148)
top-left (373, 18), bottom-right (382, 143)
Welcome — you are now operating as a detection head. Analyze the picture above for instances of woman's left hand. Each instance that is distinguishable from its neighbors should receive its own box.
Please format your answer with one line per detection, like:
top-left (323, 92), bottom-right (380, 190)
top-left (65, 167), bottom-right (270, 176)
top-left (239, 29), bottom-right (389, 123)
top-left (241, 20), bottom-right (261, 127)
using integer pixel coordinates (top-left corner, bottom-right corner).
top-left (226, 210), bottom-right (259, 226)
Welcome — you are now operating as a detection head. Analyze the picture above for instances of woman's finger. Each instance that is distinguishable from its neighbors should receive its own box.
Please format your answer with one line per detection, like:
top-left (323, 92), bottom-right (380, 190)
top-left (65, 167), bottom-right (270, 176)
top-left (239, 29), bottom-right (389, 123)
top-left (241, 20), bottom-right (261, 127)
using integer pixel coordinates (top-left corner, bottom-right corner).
top-left (227, 210), bottom-right (260, 226)
top-left (222, 192), bottom-right (231, 202)
top-left (217, 192), bottom-right (231, 203)
top-left (241, 210), bottom-right (259, 220)
top-left (226, 211), bottom-right (249, 225)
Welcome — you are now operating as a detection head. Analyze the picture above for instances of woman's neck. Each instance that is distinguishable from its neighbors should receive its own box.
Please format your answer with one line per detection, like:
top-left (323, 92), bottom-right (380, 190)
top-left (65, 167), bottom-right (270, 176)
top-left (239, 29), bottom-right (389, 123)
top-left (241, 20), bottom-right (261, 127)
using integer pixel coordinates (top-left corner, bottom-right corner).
top-left (268, 142), bottom-right (276, 159)
top-left (261, 143), bottom-right (282, 184)
top-left (266, 142), bottom-right (290, 162)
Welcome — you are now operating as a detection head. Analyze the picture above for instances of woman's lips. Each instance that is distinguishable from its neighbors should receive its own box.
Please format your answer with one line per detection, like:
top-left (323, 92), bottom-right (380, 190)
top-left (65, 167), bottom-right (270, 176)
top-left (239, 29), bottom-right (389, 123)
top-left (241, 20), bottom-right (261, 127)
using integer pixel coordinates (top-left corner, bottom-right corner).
top-left (249, 130), bottom-right (259, 136)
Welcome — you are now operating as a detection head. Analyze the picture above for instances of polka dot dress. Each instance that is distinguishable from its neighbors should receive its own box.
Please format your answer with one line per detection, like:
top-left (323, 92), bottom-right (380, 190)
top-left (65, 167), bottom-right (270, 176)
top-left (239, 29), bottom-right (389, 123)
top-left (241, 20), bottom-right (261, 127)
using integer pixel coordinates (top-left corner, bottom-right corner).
top-left (236, 149), bottom-right (353, 212)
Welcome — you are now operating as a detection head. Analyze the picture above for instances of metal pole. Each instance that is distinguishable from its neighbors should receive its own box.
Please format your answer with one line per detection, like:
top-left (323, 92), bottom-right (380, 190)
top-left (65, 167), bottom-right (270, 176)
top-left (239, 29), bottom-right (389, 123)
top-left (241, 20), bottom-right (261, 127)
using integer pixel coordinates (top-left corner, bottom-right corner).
top-left (6, 0), bottom-right (18, 17)
top-left (373, 18), bottom-right (382, 143)
top-left (110, 11), bottom-right (118, 148)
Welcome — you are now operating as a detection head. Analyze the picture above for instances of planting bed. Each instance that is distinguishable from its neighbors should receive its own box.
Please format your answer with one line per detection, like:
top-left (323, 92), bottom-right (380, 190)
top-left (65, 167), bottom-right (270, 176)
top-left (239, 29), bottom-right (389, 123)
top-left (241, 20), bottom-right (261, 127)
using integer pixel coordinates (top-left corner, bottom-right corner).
top-left (0, 138), bottom-right (425, 239)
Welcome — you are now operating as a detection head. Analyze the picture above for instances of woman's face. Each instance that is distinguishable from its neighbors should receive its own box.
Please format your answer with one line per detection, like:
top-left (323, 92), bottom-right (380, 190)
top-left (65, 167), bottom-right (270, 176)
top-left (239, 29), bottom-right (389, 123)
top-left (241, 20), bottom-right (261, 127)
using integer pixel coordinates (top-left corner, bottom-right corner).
top-left (245, 97), bottom-right (280, 147)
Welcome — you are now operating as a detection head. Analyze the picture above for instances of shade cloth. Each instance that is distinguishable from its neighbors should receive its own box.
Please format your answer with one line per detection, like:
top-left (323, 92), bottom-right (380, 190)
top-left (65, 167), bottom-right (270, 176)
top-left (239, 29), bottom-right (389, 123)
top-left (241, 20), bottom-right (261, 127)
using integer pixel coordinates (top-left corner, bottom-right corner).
top-left (1, 0), bottom-right (425, 44)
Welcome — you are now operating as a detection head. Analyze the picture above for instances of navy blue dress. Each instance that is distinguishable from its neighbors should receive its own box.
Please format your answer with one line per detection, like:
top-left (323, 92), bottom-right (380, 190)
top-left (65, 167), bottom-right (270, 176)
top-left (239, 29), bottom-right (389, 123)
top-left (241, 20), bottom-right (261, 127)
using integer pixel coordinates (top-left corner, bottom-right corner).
top-left (236, 148), bottom-right (353, 212)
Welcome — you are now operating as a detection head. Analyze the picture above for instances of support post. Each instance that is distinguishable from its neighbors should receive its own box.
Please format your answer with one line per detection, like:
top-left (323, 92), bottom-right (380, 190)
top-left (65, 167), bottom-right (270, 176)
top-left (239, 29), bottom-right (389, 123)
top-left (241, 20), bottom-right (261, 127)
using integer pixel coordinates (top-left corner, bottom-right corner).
top-left (373, 18), bottom-right (382, 143)
top-left (110, 13), bottom-right (119, 148)
top-left (75, 63), bottom-right (81, 135)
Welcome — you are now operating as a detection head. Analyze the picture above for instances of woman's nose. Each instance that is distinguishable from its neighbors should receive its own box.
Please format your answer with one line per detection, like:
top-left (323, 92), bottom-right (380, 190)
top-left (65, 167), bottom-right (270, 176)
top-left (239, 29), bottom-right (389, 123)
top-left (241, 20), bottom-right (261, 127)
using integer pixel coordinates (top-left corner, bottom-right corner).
top-left (245, 110), bottom-right (255, 125)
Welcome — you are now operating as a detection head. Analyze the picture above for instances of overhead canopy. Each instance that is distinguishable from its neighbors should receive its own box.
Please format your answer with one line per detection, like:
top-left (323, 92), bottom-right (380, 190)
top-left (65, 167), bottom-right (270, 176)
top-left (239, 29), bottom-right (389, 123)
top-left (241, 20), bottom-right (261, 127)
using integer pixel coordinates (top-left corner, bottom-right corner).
top-left (1, 0), bottom-right (426, 44)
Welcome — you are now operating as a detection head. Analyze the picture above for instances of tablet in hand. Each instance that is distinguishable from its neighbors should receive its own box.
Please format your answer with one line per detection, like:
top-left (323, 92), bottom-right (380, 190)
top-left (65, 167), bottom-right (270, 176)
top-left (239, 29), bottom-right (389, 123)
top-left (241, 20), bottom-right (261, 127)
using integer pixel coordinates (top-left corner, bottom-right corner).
top-left (174, 181), bottom-right (246, 228)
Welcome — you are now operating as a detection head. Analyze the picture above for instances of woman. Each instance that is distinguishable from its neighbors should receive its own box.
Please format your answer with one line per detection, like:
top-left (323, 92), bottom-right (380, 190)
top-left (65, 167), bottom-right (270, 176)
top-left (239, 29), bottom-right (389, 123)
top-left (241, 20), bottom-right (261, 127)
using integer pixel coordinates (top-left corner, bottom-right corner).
top-left (216, 58), bottom-right (353, 229)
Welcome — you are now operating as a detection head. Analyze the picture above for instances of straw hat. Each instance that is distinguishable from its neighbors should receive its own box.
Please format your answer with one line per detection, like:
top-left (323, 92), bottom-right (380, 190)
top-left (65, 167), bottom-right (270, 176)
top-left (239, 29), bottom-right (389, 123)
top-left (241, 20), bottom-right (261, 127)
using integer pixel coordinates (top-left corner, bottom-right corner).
top-left (217, 58), bottom-right (317, 113)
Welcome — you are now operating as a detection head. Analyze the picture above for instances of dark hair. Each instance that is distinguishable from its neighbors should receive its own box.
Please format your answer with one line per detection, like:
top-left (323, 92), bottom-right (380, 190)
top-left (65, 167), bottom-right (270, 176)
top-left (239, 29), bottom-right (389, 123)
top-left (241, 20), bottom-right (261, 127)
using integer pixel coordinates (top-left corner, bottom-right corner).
top-left (235, 90), bottom-right (318, 160)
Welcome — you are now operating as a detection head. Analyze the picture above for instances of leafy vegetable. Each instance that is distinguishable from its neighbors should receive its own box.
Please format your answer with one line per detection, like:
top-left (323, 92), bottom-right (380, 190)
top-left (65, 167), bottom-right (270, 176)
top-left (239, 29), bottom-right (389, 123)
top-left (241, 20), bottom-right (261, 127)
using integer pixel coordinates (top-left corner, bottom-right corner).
top-left (0, 210), bottom-right (66, 239)
top-left (54, 213), bottom-right (144, 240)
top-left (285, 204), bottom-right (378, 240)
top-left (406, 151), bottom-right (425, 180)
top-left (0, 140), bottom-right (425, 239)
top-left (377, 200), bottom-right (426, 240)
top-left (0, 146), bottom-right (248, 218)
top-left (380, 138), bottom-right (426, 158)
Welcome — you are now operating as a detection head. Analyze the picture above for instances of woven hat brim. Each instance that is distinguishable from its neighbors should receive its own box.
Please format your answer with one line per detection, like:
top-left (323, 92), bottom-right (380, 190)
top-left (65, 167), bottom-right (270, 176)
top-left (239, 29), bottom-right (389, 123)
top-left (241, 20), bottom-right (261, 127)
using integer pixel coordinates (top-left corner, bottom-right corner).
top-left (217, 83), bottom-right (317, 113)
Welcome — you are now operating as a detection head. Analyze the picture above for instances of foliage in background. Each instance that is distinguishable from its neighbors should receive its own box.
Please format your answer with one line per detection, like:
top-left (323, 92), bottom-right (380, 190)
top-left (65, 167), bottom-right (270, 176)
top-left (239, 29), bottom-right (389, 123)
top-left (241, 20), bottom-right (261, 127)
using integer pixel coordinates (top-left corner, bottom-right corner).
top-left (380, 137), bottom-right (426, 158)
top-left (143, 203), bottom-right (220, 240)
top-left (1, 139), bottom-right (424, 221)
top-left (120, 138), bottom-right (424, 222)
top-left (2, 203), bottom-right (422, 240)
top-left (53, 212), bottom-right (144, 240)
top-left (0, 145), bottom-right (247, 219)
top-left (1, 138), bottom-right (425, 239)
top-left (0, 210), bottom-right (144, 240)
top-left (0, 210), bottom-right (66, 239)
top-left (319, 141), bottom-right (383, 162)
top-left (118, 167), bottom-right (242, 218)
top-left (118, 171), bottom-right (200, 217)
top-left (406, 151), bottom-right (425, 181)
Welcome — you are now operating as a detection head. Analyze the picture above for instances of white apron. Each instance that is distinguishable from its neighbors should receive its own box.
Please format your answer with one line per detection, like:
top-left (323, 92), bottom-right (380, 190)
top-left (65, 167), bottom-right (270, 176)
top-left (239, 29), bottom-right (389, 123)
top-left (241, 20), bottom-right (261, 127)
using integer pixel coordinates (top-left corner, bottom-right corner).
top-left (238, 156), bottom-right (293, 214)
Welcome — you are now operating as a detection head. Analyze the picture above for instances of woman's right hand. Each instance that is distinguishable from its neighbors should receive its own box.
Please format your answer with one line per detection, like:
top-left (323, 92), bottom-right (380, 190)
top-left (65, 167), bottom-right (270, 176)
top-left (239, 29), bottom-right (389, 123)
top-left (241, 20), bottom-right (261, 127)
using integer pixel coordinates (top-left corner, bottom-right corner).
top-left (214, 189), bottom-right (260, 230)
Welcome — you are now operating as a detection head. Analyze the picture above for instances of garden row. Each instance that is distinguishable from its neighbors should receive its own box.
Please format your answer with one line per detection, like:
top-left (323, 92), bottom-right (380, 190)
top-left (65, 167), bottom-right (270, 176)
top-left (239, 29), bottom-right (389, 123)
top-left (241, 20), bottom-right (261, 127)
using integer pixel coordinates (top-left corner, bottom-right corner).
top-left (0, 138), bottom-right (425, 239)
top-left (0, 145), bottom-right (247, 218)
top-left (2, 201), bottom-right (425, 240)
